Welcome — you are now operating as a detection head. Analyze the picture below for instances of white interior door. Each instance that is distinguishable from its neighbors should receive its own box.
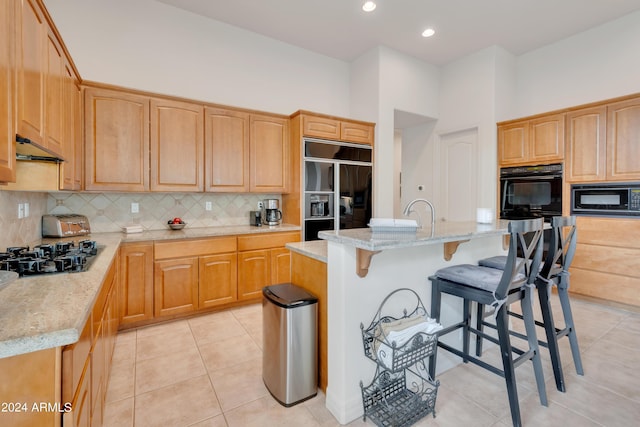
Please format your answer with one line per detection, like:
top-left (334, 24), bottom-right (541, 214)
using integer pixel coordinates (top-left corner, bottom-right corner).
top-left (438, 128), bottom-right (478, 221)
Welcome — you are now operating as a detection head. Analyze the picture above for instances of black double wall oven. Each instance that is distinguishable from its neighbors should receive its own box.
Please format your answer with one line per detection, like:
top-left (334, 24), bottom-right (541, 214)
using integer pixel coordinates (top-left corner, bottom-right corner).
top-left (499, 163), bottom-right (563, 253)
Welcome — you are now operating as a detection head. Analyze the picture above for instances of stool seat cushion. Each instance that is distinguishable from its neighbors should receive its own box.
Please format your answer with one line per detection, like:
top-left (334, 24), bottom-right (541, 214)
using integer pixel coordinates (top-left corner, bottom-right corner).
top-left (479, 255), bottom-right (552, 273)
top-left (434, 264), bottom-right (515, 292)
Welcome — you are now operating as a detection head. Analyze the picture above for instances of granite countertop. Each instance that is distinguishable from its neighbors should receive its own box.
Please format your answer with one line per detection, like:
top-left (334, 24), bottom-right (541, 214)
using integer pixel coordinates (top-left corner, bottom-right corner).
top-left (286, 240), bottom-right (327, 263)
top-left (0, 224), bottom-right (300, 359)
top-left (318, 220), bottom-right (511, 251)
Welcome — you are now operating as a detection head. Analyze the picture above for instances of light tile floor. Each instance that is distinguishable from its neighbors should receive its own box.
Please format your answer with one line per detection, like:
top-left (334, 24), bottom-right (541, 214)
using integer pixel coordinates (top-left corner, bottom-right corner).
top-left (104, 295), bottom-right (640, 426)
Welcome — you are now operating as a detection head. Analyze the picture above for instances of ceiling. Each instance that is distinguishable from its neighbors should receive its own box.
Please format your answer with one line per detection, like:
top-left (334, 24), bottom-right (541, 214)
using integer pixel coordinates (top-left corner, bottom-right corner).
top-left (154, 0), bottom-right (640, 66)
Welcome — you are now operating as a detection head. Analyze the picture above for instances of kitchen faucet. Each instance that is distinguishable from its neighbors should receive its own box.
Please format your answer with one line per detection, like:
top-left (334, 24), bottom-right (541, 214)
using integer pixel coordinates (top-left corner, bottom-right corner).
top-left (403, 198), bottom-right (436, 230)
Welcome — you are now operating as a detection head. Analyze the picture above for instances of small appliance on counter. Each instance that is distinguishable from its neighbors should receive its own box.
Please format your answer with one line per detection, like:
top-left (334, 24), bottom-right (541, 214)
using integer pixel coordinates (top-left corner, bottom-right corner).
top-left (262, 199), bottom-right (283, 226)
top-left (250, 210), bottom-right (262, 227)
top-left (42, 214), bottom-right (91, 237)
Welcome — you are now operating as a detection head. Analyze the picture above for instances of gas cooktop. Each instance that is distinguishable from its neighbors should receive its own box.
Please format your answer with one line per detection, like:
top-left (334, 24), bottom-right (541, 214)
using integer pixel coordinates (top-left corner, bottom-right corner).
top-left (0, 240), bottom-right (99, 277)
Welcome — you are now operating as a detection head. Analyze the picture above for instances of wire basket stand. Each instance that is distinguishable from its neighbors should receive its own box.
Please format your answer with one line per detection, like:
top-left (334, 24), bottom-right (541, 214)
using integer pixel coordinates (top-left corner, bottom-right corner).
top-left (359, 288), bottom-right (440, 426)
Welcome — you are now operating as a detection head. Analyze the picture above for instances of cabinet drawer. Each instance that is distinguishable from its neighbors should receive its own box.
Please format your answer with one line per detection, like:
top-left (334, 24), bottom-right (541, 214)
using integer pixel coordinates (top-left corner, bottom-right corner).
top-left (154, 236), bottom-right (237, 260)
top-left (237, 232), bottom-right (300, 251)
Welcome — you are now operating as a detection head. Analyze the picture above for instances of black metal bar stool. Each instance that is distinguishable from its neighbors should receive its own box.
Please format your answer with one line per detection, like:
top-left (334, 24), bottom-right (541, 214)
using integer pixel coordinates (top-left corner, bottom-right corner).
top-left (477, 216), bottom-right (584, 393)
top-left (428, 218), bottom-right (547, 427)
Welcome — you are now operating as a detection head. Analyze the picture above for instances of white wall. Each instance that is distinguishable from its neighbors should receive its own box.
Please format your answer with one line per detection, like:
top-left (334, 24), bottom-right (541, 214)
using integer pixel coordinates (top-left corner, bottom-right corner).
top-left (44, 0), bottom-right (351, 116)
top-left (514, 10), bottom-right (640, 118)
top-left (358, 47), bottom-right (440, 218)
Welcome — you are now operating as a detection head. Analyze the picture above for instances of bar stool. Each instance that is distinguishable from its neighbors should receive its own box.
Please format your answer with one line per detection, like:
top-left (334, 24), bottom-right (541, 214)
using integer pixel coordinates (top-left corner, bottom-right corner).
top-left (428, 218), bottom-right (547, 427)
top-left (477, 216), bottom-right (584, 393)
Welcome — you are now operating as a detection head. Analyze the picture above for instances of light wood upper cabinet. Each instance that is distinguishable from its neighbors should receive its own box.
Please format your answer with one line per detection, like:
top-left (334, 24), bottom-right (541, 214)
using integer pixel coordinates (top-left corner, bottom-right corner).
top-left (250, 114), bottom-right (290, 192)
top-left (497, 121), bottom-right (528, 164)
top-left (44, 25), bottom-right (64, 155)
top-left (150, 98), bottom-right (204, 192)
top-left (60, 60), bottom-right (82, 190)
top-left (606, 97), bottom-right (640, 181)
top-left (16, 0), bottom-right (46, 146)
top-left (84, 87), bottom-right (150, 191)
top-left (565, 106), bottom-right (606, 182)
top-left (205, 107), bottom-right (250, 192)
top-left (301, 113), bottom-right (374, 145)
top-left (0, 0), bottom-right (16, 183)
top-left (302, 115), bottom-right (340, 140)
top-left (341, 121), bottom-right (374, 145)
top-left (498, 113), bottom-right (564, 166)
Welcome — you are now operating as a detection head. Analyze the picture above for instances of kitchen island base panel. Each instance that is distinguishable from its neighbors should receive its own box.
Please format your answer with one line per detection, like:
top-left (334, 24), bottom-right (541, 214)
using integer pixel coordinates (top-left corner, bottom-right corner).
top-left (324, 236), bottom-right (506, 424)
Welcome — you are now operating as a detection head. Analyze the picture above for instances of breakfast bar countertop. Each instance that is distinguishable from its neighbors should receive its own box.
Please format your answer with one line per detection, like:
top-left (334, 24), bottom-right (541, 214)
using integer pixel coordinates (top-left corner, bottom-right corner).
top-left (0, 224), bottom-right (300, 359)
top-left (318, 220), bottom-right (511, 251)
top-left (286, 240), bottom-right (328, 263)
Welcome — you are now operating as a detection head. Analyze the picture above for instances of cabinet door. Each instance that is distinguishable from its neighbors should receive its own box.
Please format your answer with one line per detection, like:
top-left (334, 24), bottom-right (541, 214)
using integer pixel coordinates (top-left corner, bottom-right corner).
top-left (63, 362), bottom-right (90, 427)
top-left (270, 247), bottom-right (291, 285)
top-left (60, 61), bottom-right (81, 190)
top-left (150, 98), bottom-right (203, 191)
top-left (340, 121), bottom-right (374, 145)
top-left (250, 114), bottom-right (289, 192)
top-left (91, 323), bottom-right (105, 427)
top-left (0, 0), bottom-right (16, 182)
top-left (119, 243), bottom-right (154, 325)
top-left (237, 250), bottom-right (270, 300)
top-left (205, 107), bottom-right (250, 192)
top-left (529, 113), bottom-right (564, 162)
top-left (607, 97), bottom-right (640, 181)
top-left (154, 257), bottom-right (199, 317)
top-left (565, 106), bottom-right (606, 182)
top-left (302, 115), bottom-right (340, 140)
top-left (84, 87), bottom-right (149, 191)
top-left (16, 0), bottom-right (45, 145)
top-left (199, 253), bottom-right (237, 308)
top-left (497, 122), bottom-right (528, 165)
top-left (44, 26), bottom-right (64, 156)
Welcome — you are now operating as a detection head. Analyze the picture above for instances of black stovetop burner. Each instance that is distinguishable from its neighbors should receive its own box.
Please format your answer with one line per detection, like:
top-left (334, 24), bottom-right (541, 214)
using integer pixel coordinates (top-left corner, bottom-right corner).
top-left (0, 240), bottom-right (99, 277)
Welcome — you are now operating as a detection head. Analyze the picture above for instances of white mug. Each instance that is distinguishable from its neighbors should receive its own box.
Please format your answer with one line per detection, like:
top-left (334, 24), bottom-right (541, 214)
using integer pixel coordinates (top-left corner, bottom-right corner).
top-left (476, 208), bottom-right (494, 224)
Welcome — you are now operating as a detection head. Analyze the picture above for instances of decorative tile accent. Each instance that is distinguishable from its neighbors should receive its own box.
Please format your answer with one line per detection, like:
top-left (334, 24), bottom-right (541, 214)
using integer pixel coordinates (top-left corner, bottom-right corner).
top-left (46, 192), bottom-right (280, 233)
top-left (1, 190), bottom-right (280, 246)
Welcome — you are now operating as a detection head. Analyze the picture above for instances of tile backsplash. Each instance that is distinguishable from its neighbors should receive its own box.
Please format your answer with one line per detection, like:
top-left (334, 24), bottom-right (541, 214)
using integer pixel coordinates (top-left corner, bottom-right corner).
top-left (0, 190), bottom-right (279, 248)
top-left (0, 191), bottom-right (49, 248)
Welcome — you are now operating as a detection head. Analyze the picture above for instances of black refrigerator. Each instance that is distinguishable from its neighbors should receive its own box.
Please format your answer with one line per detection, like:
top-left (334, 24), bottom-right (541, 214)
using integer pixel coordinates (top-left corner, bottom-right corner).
top-left (303, 139), bottom-right (373, 241)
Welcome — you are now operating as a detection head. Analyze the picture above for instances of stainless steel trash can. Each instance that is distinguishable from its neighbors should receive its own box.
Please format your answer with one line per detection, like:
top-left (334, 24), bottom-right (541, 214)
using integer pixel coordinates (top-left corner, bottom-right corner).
top-left (262, 283), bottom-right (318, 407)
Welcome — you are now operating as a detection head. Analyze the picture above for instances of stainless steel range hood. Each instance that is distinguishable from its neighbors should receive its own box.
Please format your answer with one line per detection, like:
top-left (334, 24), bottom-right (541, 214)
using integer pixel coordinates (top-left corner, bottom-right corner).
top-left (15, 135), bottom-right (65, 163)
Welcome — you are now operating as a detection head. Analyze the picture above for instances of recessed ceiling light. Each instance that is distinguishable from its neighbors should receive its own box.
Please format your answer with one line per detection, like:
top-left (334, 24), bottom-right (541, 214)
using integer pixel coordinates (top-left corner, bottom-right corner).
top-left (422, 28), bottom-right (436, 38)
top-left (362, 1), bottom-right (377, 12)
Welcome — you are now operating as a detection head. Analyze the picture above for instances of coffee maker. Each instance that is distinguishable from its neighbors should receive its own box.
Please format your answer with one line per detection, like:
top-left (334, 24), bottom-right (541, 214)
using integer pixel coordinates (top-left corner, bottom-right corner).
top-left (262, 199), bottom-right (283, 226)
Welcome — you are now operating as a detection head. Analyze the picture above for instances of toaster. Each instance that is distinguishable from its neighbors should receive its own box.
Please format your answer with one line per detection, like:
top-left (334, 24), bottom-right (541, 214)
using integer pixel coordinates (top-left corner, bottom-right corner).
top-left (42, 214), bottom-right (91, 237)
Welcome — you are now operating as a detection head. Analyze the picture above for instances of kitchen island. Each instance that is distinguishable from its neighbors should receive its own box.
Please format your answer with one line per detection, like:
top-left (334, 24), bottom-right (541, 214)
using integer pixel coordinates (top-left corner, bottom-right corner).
top-left (318, 220), bottom-right (511, 424)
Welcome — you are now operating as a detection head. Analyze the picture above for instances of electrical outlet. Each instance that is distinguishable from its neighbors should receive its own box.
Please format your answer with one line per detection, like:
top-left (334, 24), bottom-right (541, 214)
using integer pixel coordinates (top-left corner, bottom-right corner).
top-left (18, 203), bottom-right (24, 219)
top-left (205, 201), bottom-right (212, 211)
top-left (131, 202), bottom-right (139, 213)
top-left (24, 203), bottom-right (30, 218)
top-left (257, 201), bottom-right (263, 210)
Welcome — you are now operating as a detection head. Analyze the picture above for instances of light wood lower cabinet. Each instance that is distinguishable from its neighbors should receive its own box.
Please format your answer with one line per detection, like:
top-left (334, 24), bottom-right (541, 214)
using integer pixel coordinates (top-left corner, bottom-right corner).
top-left (154, 256), bottom-right (199, 317)
top-left (0, 347), bottom-right (62, 427)
top-left (237, 232), bottom-right (299, 301)
top-left (290, 251), bottom-right (328, 391)
top-left (119, 242), bottom-right (154, 325)
top-left (199, 253), bottom-right (238, 308)
top-left (63, 255), bottom-right (119, 427)
top-left (153, 236), bottom-right (238, 318)
top-left (570, 216), bottom-right (640, 308)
